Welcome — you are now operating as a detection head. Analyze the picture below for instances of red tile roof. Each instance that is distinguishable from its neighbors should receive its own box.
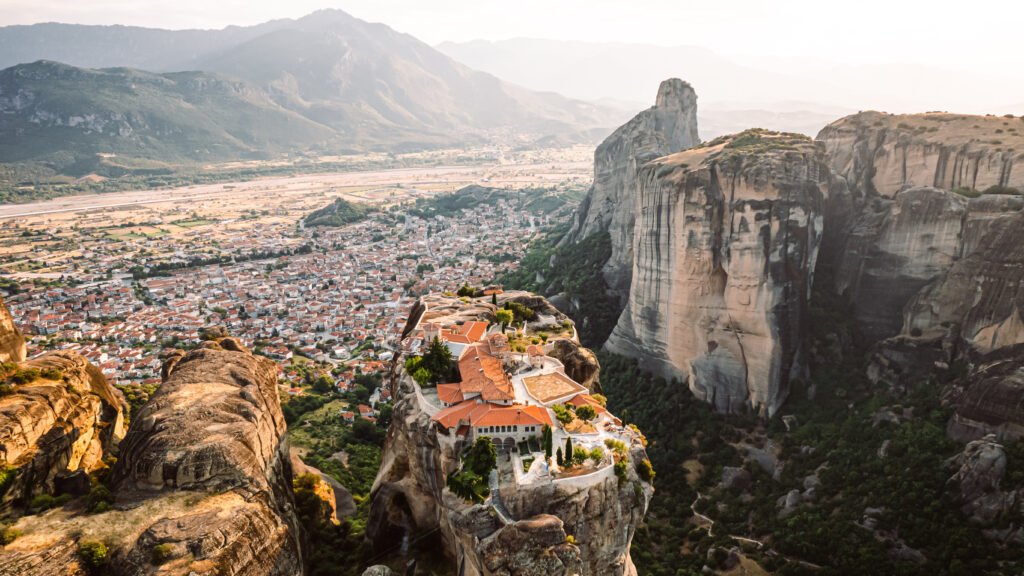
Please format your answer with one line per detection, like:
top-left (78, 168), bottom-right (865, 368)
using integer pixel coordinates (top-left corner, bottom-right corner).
top-left (457, 344), bottom-right (513, 403)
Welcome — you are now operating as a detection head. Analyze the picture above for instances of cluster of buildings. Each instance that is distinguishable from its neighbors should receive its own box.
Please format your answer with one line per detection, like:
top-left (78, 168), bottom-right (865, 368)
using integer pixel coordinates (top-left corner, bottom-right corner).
top-left (2, 193), bottom-right (567, 397)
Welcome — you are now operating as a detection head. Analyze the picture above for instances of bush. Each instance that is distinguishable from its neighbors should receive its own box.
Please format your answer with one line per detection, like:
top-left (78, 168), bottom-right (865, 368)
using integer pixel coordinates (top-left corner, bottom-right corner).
top-left (78, 540), bottom-right (108, 569)
top-left (552, 404), bottom-right (574, 425)
top-left (614, 460), bottom-right (627, 482)
top-left (575, 405), bottom-right (597, 422)
top-left (588, 447), bottom-right (604, 464)
top-left (604, 438), bottom-right (628, 457)
top-left (87, 484), bottom-right (113, 513)
top-left (40, 367), bottom-right (64, 380)
top-left (0, 526), bottom-right (22, 545)
top-left (636, 458), bottom-right (655, 483)
top-left (151, 543), bottom-right (174, 565)
top-left (572, 446), bottom-right (589, 466)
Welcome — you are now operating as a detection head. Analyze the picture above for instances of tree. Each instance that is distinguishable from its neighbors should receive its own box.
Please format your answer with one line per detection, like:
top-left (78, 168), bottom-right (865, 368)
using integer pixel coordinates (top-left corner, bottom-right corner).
top-left (376, 404), bottom-right (393, 429)
top-left (565, 437), bottom-right (573, 462)
top-left (465, 437), bottom-right (497, 476)
top-left (312, 375), bottom-right (334, 395)
top-left (491, 293), bottom-right (498, 306)
top-left (575, 405), bottom-right (597, 422)
top-left (556, 447), bottom-right (564, 466)
top-left (421, 337), bottom-right (453, 384)
top-left (495, 309), bottom-right (513, 331)
top-left (543, 424), bottom-right (553, 459)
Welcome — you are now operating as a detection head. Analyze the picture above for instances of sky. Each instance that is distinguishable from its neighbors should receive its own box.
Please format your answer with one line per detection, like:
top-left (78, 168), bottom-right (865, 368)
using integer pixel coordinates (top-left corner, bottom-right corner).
top-left (2, 0), bottom-right (1023, 78)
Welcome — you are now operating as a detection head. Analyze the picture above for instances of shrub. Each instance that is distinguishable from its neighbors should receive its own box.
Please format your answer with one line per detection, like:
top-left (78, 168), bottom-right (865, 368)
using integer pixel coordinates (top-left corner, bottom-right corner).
top-left (87, 484), bottom-right (113, 513)
top-left (78, 540), bottom-right (108, 569)
top-left (591, 394), bottom-right (607, 407)
top-left (29, 494), bottom-right (56, 511)
top-left (575, 405), bottom-right (597, 422)
top-left (614, 460), bottom-right (627, 482)
top-left (565, 534), bottom-right (576, 545)
top-left (40, 367), bottom-right (64, 380)
top-left (0, 526), bottom-right (22, 545)
top-left (552, 404), bottom-right (574, 425)
top-left (604, 438), bottom-right (628, 457)
top-left (151, 543), bottom-right (174, 565)
top-left (587, 447), bottom-right (604, 464)
top-left (572, 446), bottom-right (589, 466)
top-left (636, 458), bottom-right (655, 483)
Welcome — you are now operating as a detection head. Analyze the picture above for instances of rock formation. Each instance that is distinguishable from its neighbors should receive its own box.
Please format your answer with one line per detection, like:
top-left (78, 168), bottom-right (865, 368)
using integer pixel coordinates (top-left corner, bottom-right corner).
top-left (564, 78), bottom-right (699, 300)
top-left (0, 352), bottom-right (125, 508)
top-left (605, 129), bottom-right (830, 416)
top-left (0, 296), bottom-right (125, 509)
top-left (819, 111), bottom-right (1024, 198)
top-left (818, 112), bottom-right (1024, 440)
top-left (0, 338), bottom-right (304, 576)
top-left (948, 435), bottom-right (1020, 527)
top-left (368, 293), bottom-right (651, 576)
top-left (0, 298), bottom-right (26, 363)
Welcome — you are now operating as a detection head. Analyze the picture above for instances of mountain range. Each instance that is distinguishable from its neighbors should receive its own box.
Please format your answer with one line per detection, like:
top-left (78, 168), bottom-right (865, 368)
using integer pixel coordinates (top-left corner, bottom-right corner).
top-left (0, 10), bottom-right (621, 181)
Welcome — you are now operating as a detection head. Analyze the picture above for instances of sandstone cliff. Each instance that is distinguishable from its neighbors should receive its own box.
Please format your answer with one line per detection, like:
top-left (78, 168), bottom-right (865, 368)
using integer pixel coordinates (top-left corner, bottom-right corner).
top-left (0, 295), bottom-right (125, 510)
top-left (0, 338), bottom-right (304, 576)
top-left (564, 78), bottom-right (699, 300)
top-left (819, 111), bottom-right (1024, 198)
top-left (818, 113), bottom-right (1024, 440)
top-left (605, 129), bottom-right (830, 417)
top-left (368, 293), bottom-right (652, 576)
top-left (0, 298), bottom-right (26, 363)
top-left (0, 351), bottom-right (125, 508)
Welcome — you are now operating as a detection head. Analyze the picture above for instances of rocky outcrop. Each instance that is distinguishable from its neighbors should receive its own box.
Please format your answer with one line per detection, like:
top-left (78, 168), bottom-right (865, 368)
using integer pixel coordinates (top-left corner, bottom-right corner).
top-left (948, 435), bottom-right (1020, 527)
top-left (0, 297), bottom-right (26, 363)
top-left (564, 78), bottom-right (699, 300)
top-left (368, 293), bottom-right (651, 576)
top-left (606, 129), bottom-right (830, 416)
top-left (1, 338), bottom-right (304, 576)
top-left (548, 339), bottom-right (601, 393)
top-left (0, 351), bottom-right (126, 508)
top-left (834, 187), bottom-right (967, 342)
top-left (819, 111), bottom-right (1024, 198)
top-left (945, 347), bottom-right (1024, 442)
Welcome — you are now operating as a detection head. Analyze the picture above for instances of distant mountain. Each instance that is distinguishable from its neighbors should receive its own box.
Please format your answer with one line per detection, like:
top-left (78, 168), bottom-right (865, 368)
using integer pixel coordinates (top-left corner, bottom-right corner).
top-left (436, 38), bottom-right (1024, 137)
top-left (0, 61), bottom-right (335, 173)
top-left (304, 197), bottom-right (373, 228)
top-left (0, 10), bottom-right (621, 180)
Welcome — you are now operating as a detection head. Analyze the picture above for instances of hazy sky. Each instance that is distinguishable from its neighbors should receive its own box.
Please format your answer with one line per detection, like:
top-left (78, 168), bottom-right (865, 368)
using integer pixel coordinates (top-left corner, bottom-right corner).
top-left (2, 0), bottom-right (1022, 77)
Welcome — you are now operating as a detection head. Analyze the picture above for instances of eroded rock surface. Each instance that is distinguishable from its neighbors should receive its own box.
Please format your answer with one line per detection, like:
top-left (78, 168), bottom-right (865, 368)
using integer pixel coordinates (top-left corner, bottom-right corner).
top-left (564, 78), bottom-right (699, 300)
top-left (0, 351), bottom-right (125, 508)
top-left (1, 338), bottom-right (304, 576)
top-left (0, 297), bottom-right (26, 363)
top-left (606, 129), bottom-right (830, 416)
top-left (819, 111), bottom-right (1024, 198)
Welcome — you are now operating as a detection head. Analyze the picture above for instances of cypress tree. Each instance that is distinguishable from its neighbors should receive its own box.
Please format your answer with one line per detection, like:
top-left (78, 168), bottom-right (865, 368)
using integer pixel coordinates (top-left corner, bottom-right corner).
top-left (556, 447), bottom-right (563, 466)
top-left (565, 437), bottom-right (573, 461)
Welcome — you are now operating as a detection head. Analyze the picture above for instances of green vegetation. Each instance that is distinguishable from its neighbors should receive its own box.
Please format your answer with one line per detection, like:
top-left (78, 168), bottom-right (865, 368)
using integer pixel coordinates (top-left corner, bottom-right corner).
top-left (447, 437), bottom-right (497, 503)
top-left (404, 185), bottom-right (580, 220)
top-left (304, 198), bottom-right (374, 228)
top-left (151, 543), bottom-right (174, 565)
top-left (575, 405), bottom-right (596, 421)
top-left (78, 540), bottom-right (108, 570)
top-left (404, 337), bottom-right (454, 386)
top-left (600, 271), bottom-right (1021, 575)
top-left (502, 301), bottom-right (536, 323)
top-left (494, 309), bottom-right (514, 330)
top-left (0, 526), bottom-right (21, 545)
top-left (551, 403), bottom-right (574, 425)
top-left (498, 228), bottom-right (620, 347)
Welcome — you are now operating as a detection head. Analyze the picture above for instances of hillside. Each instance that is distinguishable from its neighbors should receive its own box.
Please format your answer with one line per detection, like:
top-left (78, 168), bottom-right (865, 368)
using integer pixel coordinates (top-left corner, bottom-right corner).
top-left (0, 60), bottom-right (336, 175)
top-left (303, 197), bottom-right (373, 228)
top-left (0, 10), bottom-right (621, 174)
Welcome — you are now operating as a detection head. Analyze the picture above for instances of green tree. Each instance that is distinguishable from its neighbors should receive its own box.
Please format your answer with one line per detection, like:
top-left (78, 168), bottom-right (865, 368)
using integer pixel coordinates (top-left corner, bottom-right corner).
top-left (312, 375), bottom-right (334, 395)
top-left (542, 424), bottom-right (553, 459)
top-left (465, 437), bottom-right (497, 476)
top-left (575, 405), bottom-right (597, 422)
top-left (556, 447), bottom-right (564, 466)
top-left (491, 293), bottom-right (498, 306)
top-left (565, 437), bottom-right (573, 462)
top-left (422, 337), bottom-right (453, 383)
top-left (495, 309), bottom-right (514, 331)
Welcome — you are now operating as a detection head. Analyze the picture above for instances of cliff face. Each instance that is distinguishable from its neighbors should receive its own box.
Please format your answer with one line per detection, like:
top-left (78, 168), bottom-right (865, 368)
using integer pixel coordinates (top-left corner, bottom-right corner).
top-left (1, 338), bottom-right (304, 576)
top-left (819, 112), bottom-right (1024, 441)
top-left (605, 130), bottom-right (830, 417)
top-left (564, 78), bottom-right (699, 299)
top-left (819, 111), bottom-right (1024, 198)
top-left (0, 298), bottom-right (26, 363)
top-left (368, 293), bottom-right (652, 576)
top-left (0, 295), bottom-right (125, 509)
top-left (0, 351), bottom-right (125, 508)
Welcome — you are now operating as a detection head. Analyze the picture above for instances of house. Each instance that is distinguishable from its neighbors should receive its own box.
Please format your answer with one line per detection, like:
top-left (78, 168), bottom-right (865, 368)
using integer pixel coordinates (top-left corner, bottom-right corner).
top-left (341, 411), bottom-right (355, 423)
top-left (358, 404), bottom-right (375, 418)
top-left (433, 399), bottom-right (551, 447)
